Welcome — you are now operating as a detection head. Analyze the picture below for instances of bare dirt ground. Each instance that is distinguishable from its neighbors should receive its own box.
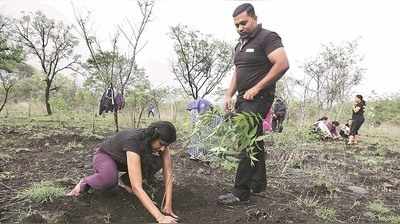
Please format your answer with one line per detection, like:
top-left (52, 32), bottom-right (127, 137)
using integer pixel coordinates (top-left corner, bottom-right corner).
top-left (1, 123), bottom-right (400, 223)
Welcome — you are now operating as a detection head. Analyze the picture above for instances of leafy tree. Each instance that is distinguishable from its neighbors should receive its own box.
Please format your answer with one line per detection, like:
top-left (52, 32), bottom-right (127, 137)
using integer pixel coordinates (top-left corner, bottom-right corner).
top-left (14, 11), bottom-right (80, 115)
top-left (125, 78), bottom-right (171, 127)
top-left (302, 39), bottom-right (365, 109)
top-left (169, 24), bottom-right (233, 99)
top-left (0, 15), bottom-right (24, 113)
top-left (126, 78), bottom-right (152, 128)
top-left (12, 69), bottom-right (43, 102)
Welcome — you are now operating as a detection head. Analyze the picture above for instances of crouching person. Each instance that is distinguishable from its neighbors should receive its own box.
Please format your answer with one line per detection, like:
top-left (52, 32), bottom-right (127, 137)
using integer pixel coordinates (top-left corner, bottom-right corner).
top-left (67, 121), bottom-right (179, 224)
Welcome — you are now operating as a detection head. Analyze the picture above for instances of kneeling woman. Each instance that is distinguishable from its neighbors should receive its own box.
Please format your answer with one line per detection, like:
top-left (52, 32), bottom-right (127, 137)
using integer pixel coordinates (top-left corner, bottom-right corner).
top-left (67, 121), bottom-right (179, 224)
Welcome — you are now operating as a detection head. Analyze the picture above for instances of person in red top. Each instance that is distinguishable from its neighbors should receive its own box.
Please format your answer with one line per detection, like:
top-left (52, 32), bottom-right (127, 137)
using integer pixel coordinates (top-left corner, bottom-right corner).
top-left (326, 121), bottom-right (340, 139)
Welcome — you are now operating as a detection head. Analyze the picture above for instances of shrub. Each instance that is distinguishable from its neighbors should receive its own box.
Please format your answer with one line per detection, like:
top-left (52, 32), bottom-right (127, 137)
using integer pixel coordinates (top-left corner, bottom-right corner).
top-left (192, 109), bottom-right (261, 166)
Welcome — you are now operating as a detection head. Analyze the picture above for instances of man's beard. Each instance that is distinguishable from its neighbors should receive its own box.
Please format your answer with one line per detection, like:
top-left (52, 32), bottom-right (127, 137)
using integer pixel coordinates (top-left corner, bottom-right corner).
top-left (238, 24), bottom-right (261, 40)
top-left (239, 31), bottom-right (250, 39)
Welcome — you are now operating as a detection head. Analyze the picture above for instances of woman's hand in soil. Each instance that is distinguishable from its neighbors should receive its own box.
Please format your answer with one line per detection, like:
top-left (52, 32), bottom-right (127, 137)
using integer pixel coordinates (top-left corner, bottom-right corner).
top-left (157, 214), bottom-right (178, 223)
top-left (66, 179), bottom-right (83, 197)
top-left (162, 207), bottom-right (179, 219)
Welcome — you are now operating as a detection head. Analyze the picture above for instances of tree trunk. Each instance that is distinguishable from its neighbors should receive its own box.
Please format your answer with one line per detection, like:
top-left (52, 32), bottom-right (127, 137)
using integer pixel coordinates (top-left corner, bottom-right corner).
top-left (91, 104), bottom-right (96, 133)
top-left (172, 103), bottom-right (177, 123)
top-left (133, 107), bottom-right (136, 128)
top-left (114, 109), bottom-right (119, 132)
top-left (136, 107), bottom-right (145, 128)
top-left (155, 102), bottom-right (161, 119)
top-left (28, 93), bottom-right (32, 118)
top-left (45, 82), bottom-right (52, 115)
top-left (0, 87), bottom-right (11, 113)
top-left (112, 89), bottom-right (119, 132)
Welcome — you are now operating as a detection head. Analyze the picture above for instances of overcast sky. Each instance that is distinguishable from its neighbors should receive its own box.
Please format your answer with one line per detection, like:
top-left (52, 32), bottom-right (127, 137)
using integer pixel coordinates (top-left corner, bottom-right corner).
top-left (1, 0), bottom-right (399, 98)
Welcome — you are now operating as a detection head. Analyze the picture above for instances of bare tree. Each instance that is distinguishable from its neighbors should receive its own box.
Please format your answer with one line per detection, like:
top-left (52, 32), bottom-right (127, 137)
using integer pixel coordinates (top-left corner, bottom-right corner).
top-left (74, 0), bottom-right (154, 131)
top-left (14, 11), bottom-right (80, 115)
top-left (117, 0), bottom-right (153, 96)
top-left (169, 24), bottom-right (233, 99)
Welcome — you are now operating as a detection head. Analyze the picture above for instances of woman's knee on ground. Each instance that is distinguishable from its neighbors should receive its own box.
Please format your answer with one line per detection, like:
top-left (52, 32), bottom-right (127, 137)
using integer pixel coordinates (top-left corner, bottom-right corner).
top-left (88, 173), bottom-right (119, 190)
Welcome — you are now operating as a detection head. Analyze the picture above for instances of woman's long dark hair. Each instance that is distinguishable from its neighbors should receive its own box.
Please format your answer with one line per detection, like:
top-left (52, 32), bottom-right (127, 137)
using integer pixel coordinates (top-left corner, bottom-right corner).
top-left (317, 116), bottom-right (328, 121)
top-left (356, 94), bottom-right (366, 106)
top-left (143, 121), bottom-right (177, 146)
top-left (140, 121), bottom-right (177, 179)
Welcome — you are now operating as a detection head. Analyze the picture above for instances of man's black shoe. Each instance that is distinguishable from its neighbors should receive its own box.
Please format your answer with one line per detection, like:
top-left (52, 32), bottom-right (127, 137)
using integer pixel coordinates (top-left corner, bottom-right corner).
top-left (217, 193), bottom-right (249, 205)
top-left (250, 188), bottom-right (265, 194)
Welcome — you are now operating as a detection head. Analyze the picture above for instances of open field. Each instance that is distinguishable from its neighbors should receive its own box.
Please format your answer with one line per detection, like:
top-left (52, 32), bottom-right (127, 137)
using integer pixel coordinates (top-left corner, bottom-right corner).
top-left (1, 114), bottom-right (400, 223)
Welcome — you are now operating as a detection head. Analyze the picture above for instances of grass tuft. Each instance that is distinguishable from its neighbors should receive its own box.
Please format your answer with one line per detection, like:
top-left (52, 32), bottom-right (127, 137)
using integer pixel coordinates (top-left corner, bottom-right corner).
top-left (21, 181), bottom-right (65, 203)
top-left (315, 207), bottom-right (336, 223)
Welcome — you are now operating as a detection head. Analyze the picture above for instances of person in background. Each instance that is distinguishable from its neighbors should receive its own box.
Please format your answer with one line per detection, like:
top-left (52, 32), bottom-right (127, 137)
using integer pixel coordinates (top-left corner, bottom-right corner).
top-left (271, 97), bottom-right (287, 133)
top-left (340, 119), bottom-right (352, 139)
top-left (263, 107), bottom-right (273, 133)
top-left (147, 103), bottom-right (156, 118)
top-left (67, 121), bottom-right (179, 224)
top-left (312, 116), bottom-right (328, 133)
top-left (312, 117), bottom-right (339, 140)
top-left (348, 94), bottom-right (366, 145)
top-left (326, 120), bottom-right (340, 140)
top-left (186, 98), bottom-right (213, 160)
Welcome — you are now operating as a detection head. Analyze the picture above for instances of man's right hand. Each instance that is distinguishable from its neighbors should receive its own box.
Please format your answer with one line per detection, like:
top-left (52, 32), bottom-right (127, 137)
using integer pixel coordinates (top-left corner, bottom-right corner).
top-left (224, 96), bottom-right (232, 112)
top-left (157, 215), bottom-right (178, 223)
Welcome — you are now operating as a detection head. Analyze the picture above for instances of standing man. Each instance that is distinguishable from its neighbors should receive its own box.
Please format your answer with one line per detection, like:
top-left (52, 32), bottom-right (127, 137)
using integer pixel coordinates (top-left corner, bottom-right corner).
top-left (218, 3), bottom-right (289, 205)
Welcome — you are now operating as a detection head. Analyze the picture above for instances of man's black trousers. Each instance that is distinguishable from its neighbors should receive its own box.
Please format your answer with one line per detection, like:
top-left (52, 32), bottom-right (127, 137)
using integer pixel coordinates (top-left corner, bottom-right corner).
top-left (232, 95), bottom-right (273, 200)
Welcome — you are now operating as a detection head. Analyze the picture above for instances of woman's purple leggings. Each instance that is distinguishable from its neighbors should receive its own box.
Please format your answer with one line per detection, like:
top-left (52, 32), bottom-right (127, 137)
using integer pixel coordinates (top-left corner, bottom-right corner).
top-left (80, 148), bottom-right (119, 192)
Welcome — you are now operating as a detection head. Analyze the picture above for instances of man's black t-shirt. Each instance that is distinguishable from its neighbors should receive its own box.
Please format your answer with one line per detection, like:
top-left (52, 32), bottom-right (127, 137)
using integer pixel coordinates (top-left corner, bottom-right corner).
top-left (98, 129), bottom-right (162, 175)
top-left (234, 24), bottom-right (284, 99)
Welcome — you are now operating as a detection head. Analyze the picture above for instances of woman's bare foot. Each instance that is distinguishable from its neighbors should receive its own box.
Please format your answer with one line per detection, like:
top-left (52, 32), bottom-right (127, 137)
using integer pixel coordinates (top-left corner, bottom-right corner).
top-left (118, 177), bottom-right (133, 194)
top-left (66, 179), bottom-right (84, 197)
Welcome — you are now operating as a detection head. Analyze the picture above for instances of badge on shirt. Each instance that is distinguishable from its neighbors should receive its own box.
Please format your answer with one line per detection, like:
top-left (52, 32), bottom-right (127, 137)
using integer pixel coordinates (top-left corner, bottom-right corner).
top-left (245, 48), bottom-right (255, 53)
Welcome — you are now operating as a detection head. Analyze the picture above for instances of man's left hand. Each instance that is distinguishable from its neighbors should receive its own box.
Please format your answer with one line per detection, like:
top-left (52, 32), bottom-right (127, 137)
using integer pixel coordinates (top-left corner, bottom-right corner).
top-left (243, 86), bottom-right (260, 100)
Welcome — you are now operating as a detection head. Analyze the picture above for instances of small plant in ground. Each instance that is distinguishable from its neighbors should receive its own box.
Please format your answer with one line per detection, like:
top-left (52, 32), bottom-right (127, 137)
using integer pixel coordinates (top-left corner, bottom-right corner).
top-left (103, 212), bottom-right (112, 224)
top-left (20, 181), bottom-right (65, 203)
top-left (368, 200), bottom-right (391, 215)
top-left (17, 206), bottom-right (33, 223)
top-left (306, 168), bottom-right (340, 197)
top-left (0, 152), bottom-right (12, 162)
top-left (294, 194), bottom-right (320, 209)
top-left (81, 130), bottom-right (106, 140)
top-left (354, 154), bottom-right (385, 168)
top-left (367, 200), bottom-right (400, 223)
top-left (386, 215), bottom-right (400, 224)
top-left (64, 140), bottom-right (84, 152)
top-left (219, 160), bottom-right (238, 172)
top-left (315, 207), bottom-right (336, 223)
